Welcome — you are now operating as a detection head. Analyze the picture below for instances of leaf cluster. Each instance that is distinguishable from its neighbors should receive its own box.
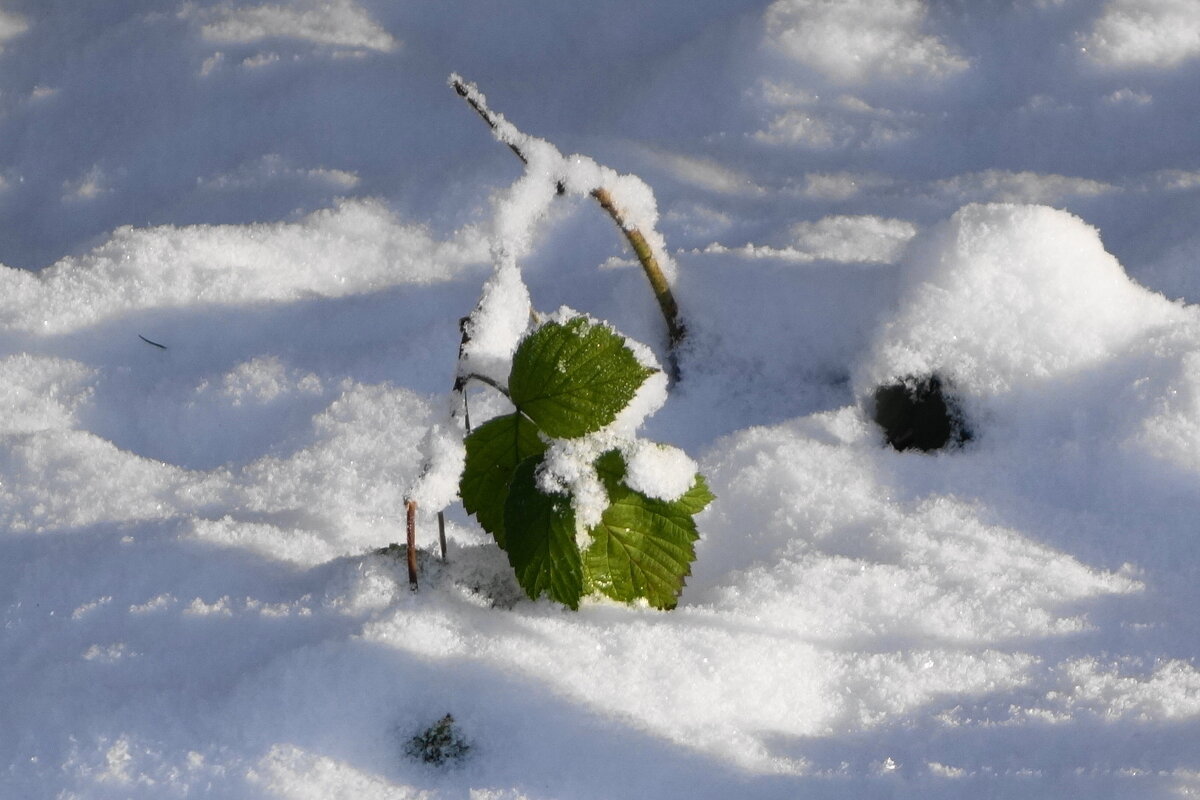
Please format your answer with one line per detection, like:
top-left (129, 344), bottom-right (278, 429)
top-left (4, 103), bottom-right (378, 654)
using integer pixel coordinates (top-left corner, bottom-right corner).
top-left (460, 317), bottom-right (712, 610)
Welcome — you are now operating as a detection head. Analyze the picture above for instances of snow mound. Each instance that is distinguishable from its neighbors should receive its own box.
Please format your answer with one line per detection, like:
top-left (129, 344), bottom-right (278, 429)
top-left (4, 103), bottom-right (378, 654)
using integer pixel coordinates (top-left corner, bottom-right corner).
top-left (0, 429), bottom-right (229, 533)
top-left (0, 355), bottom-right (96, 433)
top-left (790, 215), bottom-right (917, 263)
top-left (0, 8), bottom-right (27, 51)
top-left (693, 409), bottom-right (1138, 644)
top-left (239, 383), bottom-right (434, 550)
top-left (0, 200), bottom-right (486, 334)
top-left (1131, 348), bottom-right (1200, 473)
top-left (763, 0), bottom-right (967, 83)
top-left (1083, 0), bottom-right (1200, 69)
top-left (858, 203), bottom-right (1188, 399)
top-left (186, 0), bottom-right (398, 53)
top-left (932, 171), bottom-right (1117, 205)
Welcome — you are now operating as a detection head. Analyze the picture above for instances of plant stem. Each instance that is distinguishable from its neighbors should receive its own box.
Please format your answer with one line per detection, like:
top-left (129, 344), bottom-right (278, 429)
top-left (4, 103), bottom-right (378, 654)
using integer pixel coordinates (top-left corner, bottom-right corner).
top-left (591, 187), bottom-right (686, 355)
top-left (460, 372), bottom-right (510, 398)
top-left (451, 74), bottom-right (685, 380)
top-left (452, 315), bottom-right (474, 432)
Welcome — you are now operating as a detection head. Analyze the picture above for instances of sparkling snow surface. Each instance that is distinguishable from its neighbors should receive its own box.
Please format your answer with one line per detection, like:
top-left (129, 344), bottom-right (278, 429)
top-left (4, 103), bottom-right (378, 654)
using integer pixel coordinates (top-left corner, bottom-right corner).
top-left (4, 2), bottom-right (1200, 798)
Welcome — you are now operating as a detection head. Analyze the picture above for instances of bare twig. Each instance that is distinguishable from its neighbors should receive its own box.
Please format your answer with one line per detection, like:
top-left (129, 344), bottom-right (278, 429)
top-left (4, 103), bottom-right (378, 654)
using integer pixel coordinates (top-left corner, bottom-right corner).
top-left (437, 512), bottom-right (448, 563)
top-left (452, 78), bottom-right (540, 178)
top-left (451, 74), bottom-right (686, 380)
top-left (138, 334), bottom-right (167, 349)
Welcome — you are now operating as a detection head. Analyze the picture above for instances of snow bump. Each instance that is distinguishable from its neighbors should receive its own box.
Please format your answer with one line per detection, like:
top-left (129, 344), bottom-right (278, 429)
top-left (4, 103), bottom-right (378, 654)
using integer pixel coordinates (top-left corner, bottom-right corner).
top-left (764, 0), bottom-right (968, 83)
top-left (1083, 0), bottom-right (1200, 69)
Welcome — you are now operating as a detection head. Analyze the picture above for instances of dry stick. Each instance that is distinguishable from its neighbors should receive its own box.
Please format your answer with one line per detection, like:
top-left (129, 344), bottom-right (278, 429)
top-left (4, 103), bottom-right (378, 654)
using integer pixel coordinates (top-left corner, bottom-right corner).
top-left (406, 500), bottom-right (418, 589)
top-left (437, 513), bottom-right (447, 566)
top-left (451, 76), bottom-right (686, 378)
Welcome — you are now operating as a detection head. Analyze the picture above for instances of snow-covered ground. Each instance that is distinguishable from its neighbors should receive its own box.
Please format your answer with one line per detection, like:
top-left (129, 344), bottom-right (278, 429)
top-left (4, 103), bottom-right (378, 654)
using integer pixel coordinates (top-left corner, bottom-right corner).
top-left (4, 1), bottom-right (1200, 797)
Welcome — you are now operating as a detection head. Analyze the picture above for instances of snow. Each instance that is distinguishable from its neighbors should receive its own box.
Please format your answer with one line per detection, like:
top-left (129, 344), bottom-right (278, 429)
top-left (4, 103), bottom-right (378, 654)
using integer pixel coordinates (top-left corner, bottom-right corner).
top-left (537, 436), bottom-right (610, 534)
top-left (4, 1), bottom-right (1200, 798)
top-left (459, 263), bottom-right (533, 385)
top-left (1083, 0), bottom-right (1200, 68)
top-left (1, 199), bottom-right (486, 334)
top-left (763, 0), bottom-right (968, 83)
top-left (623, 441), bottom-right (698, 502)
top-left (0, 7), bottom-right (24, 50)
top-left (857, 203), bottom-right (1188, 397)
top-left (184, 0), bottom-right (399, 53)
top-left (789, 214), bottom-right (917, 263)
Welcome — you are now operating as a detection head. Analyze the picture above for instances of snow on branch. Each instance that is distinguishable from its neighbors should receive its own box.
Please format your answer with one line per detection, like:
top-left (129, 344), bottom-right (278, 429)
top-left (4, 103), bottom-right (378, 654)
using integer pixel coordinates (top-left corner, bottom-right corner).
top-left (450, 74), bottom-right (686, 377)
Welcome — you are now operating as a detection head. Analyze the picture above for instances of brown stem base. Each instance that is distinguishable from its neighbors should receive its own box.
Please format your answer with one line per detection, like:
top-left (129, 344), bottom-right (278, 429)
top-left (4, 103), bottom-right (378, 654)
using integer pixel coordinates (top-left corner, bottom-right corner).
top-left (406, 500), bottom-right (418, 590)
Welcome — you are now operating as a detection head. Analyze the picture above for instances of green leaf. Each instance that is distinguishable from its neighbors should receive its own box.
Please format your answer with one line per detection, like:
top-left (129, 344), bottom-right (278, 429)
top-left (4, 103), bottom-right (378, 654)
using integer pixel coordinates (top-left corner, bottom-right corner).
top-left (584, 451), bottom-right (713, 610)
top-left (668, 472), bottom-right (716, 516)
top-left (509, 317), bottom-right (656, 439)
top-left (461, 413), bottom-right (547, 549)
top-left (503, 457), bottom-right (584, 609)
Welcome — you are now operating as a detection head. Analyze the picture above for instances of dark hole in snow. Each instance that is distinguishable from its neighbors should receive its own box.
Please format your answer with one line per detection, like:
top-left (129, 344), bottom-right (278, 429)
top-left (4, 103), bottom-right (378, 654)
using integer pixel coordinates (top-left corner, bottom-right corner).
top-left (872, 374), bottom-right (971, 452)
